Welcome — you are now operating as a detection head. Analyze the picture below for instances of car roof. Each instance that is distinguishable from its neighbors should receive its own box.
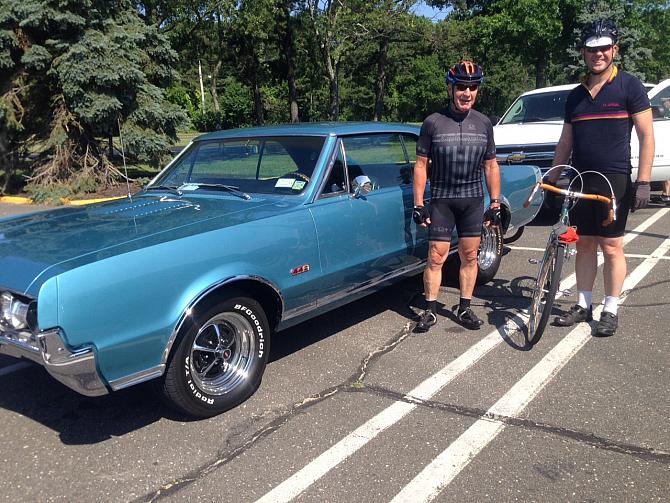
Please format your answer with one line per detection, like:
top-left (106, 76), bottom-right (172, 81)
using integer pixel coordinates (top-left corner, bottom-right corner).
top-left (520, 84), bottom-right (578, 96)
top-left (521, 79), bottom-right (665, 98)
top-left (195, 122), bottom-right (420, 142)
top-left (648, 79), bottom-right (670, 98)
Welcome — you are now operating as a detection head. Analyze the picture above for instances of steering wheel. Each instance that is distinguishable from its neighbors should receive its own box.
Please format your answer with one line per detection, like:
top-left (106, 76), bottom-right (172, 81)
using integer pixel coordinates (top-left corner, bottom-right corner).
top-left (281, 171), bottom-right (310, 183)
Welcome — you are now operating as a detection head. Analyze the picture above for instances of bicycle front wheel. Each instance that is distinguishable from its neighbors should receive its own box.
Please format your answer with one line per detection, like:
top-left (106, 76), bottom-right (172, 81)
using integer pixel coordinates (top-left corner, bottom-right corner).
top-left (527, 243), bottom-right (565, 345)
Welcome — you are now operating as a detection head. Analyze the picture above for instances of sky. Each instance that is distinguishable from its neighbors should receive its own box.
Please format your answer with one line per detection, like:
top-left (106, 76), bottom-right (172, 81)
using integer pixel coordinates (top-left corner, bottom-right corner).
top-left (413, 1), bottom-right (450, 22)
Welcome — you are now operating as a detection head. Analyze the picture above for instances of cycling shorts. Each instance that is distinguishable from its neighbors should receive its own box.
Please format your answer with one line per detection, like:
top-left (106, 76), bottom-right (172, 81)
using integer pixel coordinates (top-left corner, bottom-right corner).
top-left (428, 197), bottom-right (484, 242)
top-left (569, 172), bottom-right (632, 238)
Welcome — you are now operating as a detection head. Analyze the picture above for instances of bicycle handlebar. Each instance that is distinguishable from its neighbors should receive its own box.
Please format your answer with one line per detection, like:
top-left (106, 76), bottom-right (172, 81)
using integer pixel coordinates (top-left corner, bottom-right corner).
top-left (523, 182), bottom-right (616, 226)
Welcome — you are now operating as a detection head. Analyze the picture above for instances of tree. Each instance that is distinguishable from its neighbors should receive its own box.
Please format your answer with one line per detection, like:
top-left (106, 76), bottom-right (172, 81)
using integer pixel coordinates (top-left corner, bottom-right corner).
top-left (305, 0), bottom-right (365, 120)
top-left (279, 1), bottom-right (302, 122)
top-left (0, 0), bottom-right (187, 191)
top-left (353, 1), bottom-right (421, 121)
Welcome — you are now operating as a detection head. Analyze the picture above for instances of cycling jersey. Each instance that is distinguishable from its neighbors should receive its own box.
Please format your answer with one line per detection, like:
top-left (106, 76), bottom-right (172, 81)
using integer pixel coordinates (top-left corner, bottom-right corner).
top-left (416, 108), bottom-right (496, 199)
top-left (565, 66), bottom-right (650, 175)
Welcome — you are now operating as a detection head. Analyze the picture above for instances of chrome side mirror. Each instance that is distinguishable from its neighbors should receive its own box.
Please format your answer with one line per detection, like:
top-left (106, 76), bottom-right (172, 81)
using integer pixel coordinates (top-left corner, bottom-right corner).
top-left (352, 175), bottom-right (373, 198)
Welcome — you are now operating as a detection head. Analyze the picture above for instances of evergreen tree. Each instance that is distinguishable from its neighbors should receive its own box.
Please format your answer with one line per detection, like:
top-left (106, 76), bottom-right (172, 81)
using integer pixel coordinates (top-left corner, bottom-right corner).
top-left (0, 0), bottom-right (186, 190)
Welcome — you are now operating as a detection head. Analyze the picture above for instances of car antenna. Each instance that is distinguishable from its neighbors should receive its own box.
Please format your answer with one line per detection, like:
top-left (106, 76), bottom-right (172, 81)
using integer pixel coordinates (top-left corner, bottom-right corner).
top-left (118, 116), bottom-right (133, 202)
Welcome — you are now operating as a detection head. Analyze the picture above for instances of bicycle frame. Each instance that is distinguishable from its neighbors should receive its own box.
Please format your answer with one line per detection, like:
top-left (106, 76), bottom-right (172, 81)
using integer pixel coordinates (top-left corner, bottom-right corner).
top-left (523, 165), bottom-right (616, 345)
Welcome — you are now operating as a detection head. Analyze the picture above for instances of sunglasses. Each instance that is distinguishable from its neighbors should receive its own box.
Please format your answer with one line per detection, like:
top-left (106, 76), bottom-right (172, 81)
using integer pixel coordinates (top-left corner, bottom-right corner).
top-left (455, 83), bottom-right (479, 92)
top-left (585, 45), bottom-right (613, 54)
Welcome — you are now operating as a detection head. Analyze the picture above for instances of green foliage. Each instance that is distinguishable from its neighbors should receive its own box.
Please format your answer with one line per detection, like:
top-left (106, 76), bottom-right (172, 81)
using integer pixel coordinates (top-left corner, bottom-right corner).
top-left (1, 0), bottom-right (187, 188)
top-left (191, 77), bottom-right (254, 131)
top-left (24, 172), bottom-right (98, 204)
top-left (388, 55), bottom-right (450, 121)
top-left (166, 84), bottom-right (195, 116)
top-left (2, 1), bottom-right (670, 196)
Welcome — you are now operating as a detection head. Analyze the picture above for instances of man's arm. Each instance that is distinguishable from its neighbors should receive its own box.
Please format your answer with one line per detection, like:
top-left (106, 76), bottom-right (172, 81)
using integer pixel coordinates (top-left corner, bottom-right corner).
top-left (632, 109), bottom-right (655, 183)
top-left (413, 155), bottom-right (429, 207)
top-left (483, 158), bottom-right (501, 207)
top-left (548, 123), bottom-right (573, 183)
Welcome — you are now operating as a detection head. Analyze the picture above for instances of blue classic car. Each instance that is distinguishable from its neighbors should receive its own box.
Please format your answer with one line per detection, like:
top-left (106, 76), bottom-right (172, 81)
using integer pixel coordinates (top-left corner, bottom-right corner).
top-left (0, 123), bottom-right (542, 417)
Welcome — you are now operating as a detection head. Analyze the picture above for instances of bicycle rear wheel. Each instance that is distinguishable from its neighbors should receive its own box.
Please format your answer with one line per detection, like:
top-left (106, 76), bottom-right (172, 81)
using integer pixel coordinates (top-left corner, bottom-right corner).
top-left (527, 243), bottom-right (565, 345)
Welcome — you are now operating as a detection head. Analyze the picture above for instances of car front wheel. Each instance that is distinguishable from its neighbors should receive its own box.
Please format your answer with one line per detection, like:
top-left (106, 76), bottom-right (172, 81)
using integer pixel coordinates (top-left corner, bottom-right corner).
top-left (162, 295), bottom-right (270, 417)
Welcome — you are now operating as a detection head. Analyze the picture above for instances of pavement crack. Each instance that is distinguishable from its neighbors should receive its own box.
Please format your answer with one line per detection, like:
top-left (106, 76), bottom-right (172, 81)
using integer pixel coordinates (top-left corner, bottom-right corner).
top-left (137, 321), bottom-right (423, 502)
top-left (136, 385), bottom-right (343, 503)
top-left (363, 384), bottom-right (670, 465)
top-left (352, 320), bottom-right (414, 384)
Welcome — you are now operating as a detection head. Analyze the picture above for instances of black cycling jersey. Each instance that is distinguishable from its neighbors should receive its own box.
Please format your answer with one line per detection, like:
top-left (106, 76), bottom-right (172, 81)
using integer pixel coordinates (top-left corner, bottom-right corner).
top-left (416, 108), bottom-right (496, 199)
top-left (565, 66), bottom-right (650, 175)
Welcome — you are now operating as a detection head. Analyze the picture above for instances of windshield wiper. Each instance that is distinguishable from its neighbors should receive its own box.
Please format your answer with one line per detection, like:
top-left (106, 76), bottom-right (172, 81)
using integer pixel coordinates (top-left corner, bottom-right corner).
top-left (180, 183), bottom-right (251, 200)
top-left (144, 185), bottom-right (182, 195)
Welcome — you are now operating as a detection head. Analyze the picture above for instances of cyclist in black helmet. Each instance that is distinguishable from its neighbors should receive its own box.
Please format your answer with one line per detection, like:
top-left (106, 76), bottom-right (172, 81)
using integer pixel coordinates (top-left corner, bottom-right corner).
top-left (548, 19), bottom-right (654, 337)
top-left (413, 60), bottom-right (501, 332)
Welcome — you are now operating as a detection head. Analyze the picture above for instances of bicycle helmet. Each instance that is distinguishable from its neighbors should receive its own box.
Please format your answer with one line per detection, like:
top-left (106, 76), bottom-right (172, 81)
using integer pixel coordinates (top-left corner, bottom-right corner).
top-left (446, 60), bottom-right (484, 86)
top-left (581, 19), bottom-right (618, 47)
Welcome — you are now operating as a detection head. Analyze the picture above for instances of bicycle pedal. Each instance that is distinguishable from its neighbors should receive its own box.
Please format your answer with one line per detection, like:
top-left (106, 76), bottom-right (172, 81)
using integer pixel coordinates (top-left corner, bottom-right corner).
top-left (528, 258), bottom-right (539, 265)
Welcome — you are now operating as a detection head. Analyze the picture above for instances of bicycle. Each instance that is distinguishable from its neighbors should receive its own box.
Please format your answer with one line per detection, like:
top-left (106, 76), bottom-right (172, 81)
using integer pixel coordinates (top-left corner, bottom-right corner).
top-left (522, 165), bottom-right (616, 346)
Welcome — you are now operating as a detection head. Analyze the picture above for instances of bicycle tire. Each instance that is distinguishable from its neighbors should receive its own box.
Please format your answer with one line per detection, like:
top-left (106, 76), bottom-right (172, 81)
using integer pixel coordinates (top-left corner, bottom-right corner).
top-left (527, 243), bottom-right (565, 345)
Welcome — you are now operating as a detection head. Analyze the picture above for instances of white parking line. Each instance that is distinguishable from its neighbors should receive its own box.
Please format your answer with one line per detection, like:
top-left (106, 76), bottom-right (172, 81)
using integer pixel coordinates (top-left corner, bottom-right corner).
top-left (255, 330), bottom-right (505, 503)
top-left (555, 207), bottom-right (668, 296)
top-left (510, 245), bottom-right (670, 260)
top-left (390, 235), bottom-right (670, 503)
top-left (0, 361), bottom-right (31, 377)
top-left (254, 209), bottom-right (668, 503)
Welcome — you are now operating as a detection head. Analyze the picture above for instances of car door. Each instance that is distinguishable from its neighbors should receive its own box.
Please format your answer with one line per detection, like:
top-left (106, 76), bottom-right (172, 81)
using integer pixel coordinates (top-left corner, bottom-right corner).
top-left (308, 133), bottom-right (424, 303)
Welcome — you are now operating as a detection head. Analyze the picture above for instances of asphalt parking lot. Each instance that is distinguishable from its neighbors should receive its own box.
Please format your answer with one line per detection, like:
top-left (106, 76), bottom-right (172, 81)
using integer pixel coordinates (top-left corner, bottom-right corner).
top-left (0, 197), bottom-right (669, 502)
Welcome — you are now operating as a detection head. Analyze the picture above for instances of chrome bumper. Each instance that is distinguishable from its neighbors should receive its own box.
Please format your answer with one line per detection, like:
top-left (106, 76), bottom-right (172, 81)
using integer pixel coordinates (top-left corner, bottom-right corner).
top-left (0, 328), bottom-right (109, 396)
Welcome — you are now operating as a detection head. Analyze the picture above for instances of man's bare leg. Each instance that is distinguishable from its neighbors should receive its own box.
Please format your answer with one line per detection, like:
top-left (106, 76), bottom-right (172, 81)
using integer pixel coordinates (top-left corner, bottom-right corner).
top-left (457, 236), bottom-right (481, 299)
top-left (454, 236), bottom-right (484, 329)
top-left (416, 241), bottom-right (451, 332)
top-left (595, 235), bottom-right (625, 336)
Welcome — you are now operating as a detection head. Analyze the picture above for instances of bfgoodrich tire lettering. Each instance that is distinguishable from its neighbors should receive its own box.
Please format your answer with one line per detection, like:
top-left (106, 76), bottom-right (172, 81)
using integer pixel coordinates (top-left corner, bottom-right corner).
top-left (163, 295), bottom-right (270, 417)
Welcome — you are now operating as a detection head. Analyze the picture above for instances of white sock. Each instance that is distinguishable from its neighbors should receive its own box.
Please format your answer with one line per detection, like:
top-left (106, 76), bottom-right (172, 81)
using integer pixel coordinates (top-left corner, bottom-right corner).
top-left (577, 291), bottom-right (592, 310)
top-left (603, 296), bottom-right (619, 315)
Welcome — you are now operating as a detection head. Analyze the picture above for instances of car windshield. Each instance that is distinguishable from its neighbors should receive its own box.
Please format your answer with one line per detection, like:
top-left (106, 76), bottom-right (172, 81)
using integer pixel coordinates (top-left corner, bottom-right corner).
top-left (500, 90), bottom-right (571, 124)
top-left (150, 135), bottom-right (326, 195)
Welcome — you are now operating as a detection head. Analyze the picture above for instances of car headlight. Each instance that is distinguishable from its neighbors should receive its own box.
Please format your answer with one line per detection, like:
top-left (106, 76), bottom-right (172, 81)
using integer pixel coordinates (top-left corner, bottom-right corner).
top-left (0, 291), bottom-right (37, 330)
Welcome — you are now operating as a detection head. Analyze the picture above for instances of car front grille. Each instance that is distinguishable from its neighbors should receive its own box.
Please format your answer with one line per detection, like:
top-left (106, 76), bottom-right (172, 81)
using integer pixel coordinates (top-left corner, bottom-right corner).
top-left (496, 143), bottom-right (557, 171)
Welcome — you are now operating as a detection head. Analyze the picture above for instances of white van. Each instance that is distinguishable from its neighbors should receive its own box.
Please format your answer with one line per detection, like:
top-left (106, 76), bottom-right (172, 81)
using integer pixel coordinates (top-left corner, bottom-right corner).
top-left (494, 79), bottom-right (670, 183)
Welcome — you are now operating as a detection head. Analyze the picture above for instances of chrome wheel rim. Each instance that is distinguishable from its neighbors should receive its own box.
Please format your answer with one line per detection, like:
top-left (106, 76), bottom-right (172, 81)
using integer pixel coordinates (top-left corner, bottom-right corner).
top-left (478, 225), bottom-right (499, 270)
top-left (189, 312), bottom-right (256, 395)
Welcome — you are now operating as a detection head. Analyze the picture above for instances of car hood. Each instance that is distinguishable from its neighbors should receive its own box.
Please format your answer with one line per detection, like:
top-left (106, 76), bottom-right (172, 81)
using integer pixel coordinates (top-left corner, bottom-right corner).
top-left (493, 122), bottom-right (563, 147)
top-left (0, 194), bottom-right (288, 295)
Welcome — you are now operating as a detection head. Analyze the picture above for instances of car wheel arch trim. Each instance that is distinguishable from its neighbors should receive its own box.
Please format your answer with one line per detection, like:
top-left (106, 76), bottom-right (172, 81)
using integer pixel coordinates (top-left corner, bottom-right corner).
top-left (160, 275), bottom-right (283, 368)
